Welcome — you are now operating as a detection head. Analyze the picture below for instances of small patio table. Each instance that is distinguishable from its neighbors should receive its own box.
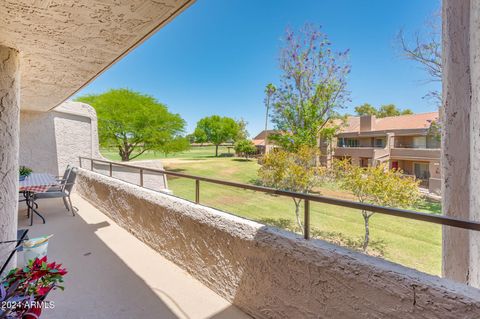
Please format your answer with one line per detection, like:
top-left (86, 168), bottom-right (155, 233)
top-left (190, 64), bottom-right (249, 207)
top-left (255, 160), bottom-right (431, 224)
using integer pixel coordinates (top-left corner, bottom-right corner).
top-left (19, 173), bottom-right (59, 225)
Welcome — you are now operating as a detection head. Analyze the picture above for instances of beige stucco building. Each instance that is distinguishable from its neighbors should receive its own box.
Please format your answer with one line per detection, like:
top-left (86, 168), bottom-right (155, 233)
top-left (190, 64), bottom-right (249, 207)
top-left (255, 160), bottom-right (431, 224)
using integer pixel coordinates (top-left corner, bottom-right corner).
top-left (1, 0), bottom-right (480, 317)
top-left (327, 112), bottom-right (441, 194)
top-left (19, 101), bottom-right (102, 176)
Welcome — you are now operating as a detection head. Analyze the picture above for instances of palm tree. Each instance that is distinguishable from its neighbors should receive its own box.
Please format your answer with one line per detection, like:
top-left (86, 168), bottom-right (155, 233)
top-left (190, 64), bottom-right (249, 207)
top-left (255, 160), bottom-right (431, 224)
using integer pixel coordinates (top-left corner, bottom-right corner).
top-left (264, 83), bottom-right (276, 148)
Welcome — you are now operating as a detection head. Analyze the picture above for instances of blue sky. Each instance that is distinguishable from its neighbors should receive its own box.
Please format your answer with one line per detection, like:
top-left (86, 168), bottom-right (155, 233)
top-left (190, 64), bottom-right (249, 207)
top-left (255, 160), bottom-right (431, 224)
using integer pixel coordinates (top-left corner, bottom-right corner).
top-left (75, 0), bottom-right (441, 136)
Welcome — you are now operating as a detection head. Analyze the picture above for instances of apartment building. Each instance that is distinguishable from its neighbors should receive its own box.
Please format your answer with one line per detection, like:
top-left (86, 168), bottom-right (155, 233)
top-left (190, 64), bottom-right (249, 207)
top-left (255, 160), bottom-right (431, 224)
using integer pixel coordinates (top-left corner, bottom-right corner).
top-left (252, 130), bottom-right (277, 155)
top-left (327, 112), bottom-right (441, 194)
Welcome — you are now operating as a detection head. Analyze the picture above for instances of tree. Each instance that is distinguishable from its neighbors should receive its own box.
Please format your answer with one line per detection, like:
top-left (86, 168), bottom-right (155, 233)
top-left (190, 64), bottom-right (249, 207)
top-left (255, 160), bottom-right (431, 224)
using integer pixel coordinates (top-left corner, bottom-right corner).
top-left (76, 89), bottom-right (187, 161)
top-left (234, 140), bottom-right (256, 159)
top-left (162, 137), bottom-right (190, 157)
top-left (354, 103), bottom-right (413, 118)
top-left (354, 103), bottom-right (377, 116)
top-left (236, 118), bottom-right (249, 141)
top-left (397, 11), bottom-right (441, 105)
top-left (269, 24), bottom-right (351, 151)
top-left (193, 115), bottom-right (240, 157)
top-left (334, 160), bottom-right (421, 251)
top-left (263, 83), bottom-right (276, 146)
top-left (378, 104), bottom-right (413, 117)
top-left (258, 146), bottom-right (323, 232)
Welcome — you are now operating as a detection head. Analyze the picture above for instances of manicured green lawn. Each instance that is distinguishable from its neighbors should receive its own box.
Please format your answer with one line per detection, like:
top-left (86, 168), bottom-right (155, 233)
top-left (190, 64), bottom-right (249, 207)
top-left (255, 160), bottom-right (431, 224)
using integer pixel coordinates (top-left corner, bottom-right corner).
top-left (100, 146), bottom-right (442, 275)
top-left (100, 145), bottom-right (235, 161)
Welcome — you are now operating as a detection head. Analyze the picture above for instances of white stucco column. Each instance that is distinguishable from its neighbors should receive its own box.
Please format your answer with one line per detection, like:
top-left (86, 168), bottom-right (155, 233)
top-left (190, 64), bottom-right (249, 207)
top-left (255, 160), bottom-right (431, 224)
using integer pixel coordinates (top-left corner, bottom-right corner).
top-left (0, 46), bottom-right (20, 268)
top-left (442, 0), bottom-right (480, 287)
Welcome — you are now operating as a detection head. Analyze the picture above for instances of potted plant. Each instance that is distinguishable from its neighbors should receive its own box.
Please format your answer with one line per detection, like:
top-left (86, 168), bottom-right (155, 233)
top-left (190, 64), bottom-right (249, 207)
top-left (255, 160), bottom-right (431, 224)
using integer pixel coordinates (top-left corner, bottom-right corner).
top-left (0, 257), bottom-right (67, 318)
top-left (19, 167), bottom-right (32, 181)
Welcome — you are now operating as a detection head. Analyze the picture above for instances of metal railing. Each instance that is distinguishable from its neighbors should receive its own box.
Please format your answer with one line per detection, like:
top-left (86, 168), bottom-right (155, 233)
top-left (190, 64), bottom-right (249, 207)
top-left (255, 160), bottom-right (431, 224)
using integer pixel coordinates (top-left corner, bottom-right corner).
top-left (78, 156), bottom-right (480, 239)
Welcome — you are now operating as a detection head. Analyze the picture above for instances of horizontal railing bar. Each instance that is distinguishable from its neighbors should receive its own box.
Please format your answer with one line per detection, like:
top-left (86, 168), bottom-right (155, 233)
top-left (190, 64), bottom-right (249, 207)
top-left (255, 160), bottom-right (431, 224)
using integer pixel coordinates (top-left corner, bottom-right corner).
top-left (79, 156), bottom-right (480, 232)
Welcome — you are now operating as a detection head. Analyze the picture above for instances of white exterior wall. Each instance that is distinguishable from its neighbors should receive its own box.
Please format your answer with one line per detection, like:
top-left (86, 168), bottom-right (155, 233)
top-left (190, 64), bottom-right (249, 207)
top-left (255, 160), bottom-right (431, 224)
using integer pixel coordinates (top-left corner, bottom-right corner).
top-left (442, 0), bottom-right (480, 287)
top-left (20, 101), bottom-right (101, 176)
top-left (0, 46), bottom-right (20, 268)
top-left (20, 101), bottom-right (169, 191)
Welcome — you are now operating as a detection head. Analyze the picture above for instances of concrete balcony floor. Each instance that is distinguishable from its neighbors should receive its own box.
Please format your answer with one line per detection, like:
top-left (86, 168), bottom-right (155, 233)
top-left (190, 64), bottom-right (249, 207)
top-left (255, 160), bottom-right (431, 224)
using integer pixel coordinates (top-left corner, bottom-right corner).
top-left (17, 194), bottom-right (250, 319)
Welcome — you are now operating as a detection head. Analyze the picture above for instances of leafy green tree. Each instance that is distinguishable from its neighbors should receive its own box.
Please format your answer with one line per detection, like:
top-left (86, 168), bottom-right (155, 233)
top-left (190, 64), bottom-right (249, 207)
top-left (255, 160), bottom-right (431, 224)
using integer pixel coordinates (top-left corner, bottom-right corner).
top-left (259, 146), bottom-right (324, 232)
top-left (378, 104), bottom-right (413, 117)
top-left (193, 116), bottom-right (240, 157)
top-left (236, 118), bottom-right (249, 140)
top-left (354, 103), bottom-right (413, 118)
top-left (269, 24), bottom-right (351, 151)
top-left (162, 137), bottom-right (190, 157)
top-left (354, 103), bottom-right (377, 116)
top-left (186, 133), bottom-right (196, 144)
top-left (334, 160), bottom-right (421, 251)
top-left (76, 89), bottom-right (187, 161)
top-left (234, 140), bottom-right (256, 159)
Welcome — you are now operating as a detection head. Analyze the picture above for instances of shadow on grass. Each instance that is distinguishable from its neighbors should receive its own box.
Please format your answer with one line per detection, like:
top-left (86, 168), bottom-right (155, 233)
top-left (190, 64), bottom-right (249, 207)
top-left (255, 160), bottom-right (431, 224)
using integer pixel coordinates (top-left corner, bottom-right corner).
top-left (164, 168), bottom-right (187, 173)
top-left (257, 217), bottom-right (386, 257)
top-left (415, 198), bottom-right (442, 215)
top-left (232, 158), bottom-right (253, 162)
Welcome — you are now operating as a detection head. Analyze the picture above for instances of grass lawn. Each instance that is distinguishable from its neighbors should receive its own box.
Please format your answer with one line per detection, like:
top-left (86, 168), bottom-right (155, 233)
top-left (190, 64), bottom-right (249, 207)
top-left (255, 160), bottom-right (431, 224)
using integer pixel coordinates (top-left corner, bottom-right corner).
top-left (101, 146), bottom-right (442, 275)
top-left (100, 145), bottom-right (236, 161)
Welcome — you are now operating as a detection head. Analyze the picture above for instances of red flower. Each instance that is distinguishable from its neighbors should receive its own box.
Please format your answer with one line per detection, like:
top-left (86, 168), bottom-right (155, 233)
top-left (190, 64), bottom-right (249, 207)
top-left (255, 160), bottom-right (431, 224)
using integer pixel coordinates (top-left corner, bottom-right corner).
top-left (37, 286), bottom-right (52, 296)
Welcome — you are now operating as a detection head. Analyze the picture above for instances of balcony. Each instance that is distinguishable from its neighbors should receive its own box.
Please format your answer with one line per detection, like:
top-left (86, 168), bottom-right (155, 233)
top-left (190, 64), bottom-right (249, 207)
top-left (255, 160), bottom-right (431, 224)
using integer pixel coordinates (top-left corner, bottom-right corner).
top-left (333, 146), bottom-right (376, 158)
top-left (333, 146), bottom-right (390, 161)
top-left (35, 165), bottom-right (480, 317)
top-left (391, 147), bottom-right (440, 160)
top-left (18, 195), bottom-right (248, 319)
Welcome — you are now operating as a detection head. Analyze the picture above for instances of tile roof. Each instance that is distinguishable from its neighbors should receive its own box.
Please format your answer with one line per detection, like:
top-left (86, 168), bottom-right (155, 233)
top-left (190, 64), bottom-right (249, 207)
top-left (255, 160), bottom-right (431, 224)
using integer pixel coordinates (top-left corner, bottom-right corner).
top-left (253, 130), bottom-right (276, 140)
top-left (340, 112), bottom-right (439, 133)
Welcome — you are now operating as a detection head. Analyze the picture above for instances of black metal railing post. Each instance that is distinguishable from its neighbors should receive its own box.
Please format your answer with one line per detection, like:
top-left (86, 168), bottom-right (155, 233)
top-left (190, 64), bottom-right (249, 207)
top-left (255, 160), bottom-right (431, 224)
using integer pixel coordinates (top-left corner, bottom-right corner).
top-left (79, 157), bottom-right (82, 168)
top-left (195, 179), bottom-right (200, 204)
top-left (109, 163), bottom-right (113, 177)
top-left (140, 168), bottom-right (144, 187)
top-left (90, 159), bottom-right (94, 171)
top-left (304, 199), bottom-right (310, 240)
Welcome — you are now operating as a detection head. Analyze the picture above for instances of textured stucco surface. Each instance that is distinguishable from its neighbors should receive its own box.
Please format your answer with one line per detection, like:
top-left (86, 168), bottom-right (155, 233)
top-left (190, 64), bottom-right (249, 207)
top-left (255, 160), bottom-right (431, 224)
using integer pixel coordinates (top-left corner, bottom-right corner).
top-left (76, 168), bottom-right (480, 319)
top-left (0, 46), bottom-right (19, 267)
top-left (19, 111), bottom-right (59, 174)
top-left (469, 0), bottom-right (480, 288)
top-left (21, 101), bottom-right (169, 189)
top-left (20, 102), bottom-right (101, 175)
top-left (442, 0), bottom-right (480, 286)
top-left (0, 0), bottom-right (194, 111)
top-left (18, 196), bottom-right (249, 319)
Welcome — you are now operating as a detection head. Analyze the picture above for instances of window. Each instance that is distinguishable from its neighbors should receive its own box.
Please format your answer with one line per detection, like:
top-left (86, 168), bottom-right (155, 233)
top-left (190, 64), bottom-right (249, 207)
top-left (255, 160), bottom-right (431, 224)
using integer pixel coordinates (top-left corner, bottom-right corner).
top-left (414, 163), bottom-right (430, 180)
top-left (338, 138), bottom-right (359, 147)
top-left (412, 136), bottom-right (427, 148)
top-left (374, 138), bottom-right (385, 148)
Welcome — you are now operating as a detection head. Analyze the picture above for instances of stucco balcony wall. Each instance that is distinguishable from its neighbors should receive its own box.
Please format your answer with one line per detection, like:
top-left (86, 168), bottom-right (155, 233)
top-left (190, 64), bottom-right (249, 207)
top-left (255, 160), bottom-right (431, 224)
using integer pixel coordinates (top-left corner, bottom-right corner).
top-left (391, 148), bottom-right (441, 160)
top-left (75, 167), bottom-right (480, 319)
top-left (333, 147), bottom-right (375, 158)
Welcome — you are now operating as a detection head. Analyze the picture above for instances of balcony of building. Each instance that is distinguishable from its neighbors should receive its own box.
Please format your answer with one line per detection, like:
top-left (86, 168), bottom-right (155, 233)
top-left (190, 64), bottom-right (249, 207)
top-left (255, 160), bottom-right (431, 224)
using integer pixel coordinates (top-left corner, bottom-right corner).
top-left (15, 159), bottom-right (477, 318)
top-left (392, 136), bottom-right (441, 160)
top-left (334, 136), bottom-right (389, 163)
top-left (2, 1), bottom-right (480, 318)
top-left (17, 194), bottom-right (249, 319)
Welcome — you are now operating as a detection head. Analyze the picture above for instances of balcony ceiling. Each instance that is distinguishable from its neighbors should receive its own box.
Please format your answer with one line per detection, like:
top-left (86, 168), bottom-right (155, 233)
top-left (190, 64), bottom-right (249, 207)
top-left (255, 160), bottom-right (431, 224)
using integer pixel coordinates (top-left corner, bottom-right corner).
top-left (0, 0), bottom-right (194, 112)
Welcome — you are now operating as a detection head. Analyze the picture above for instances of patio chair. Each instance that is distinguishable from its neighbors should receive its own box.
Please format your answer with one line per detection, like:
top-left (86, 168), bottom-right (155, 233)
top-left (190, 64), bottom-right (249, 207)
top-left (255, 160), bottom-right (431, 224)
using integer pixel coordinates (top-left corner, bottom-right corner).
top-left (56, 165), bottom-right (71, 183)
top-left (33, 167), bottom-right (77, 217)
top-left (48, 165), bottom-right (72, 192)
